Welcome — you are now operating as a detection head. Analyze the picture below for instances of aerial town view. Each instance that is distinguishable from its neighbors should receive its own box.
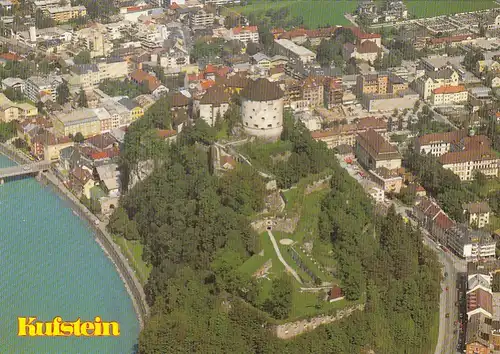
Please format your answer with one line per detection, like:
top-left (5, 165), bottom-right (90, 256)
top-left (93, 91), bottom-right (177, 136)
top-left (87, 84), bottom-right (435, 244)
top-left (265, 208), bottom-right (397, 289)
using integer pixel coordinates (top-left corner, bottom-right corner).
top-left (0, 0), bottom-right (499, 352)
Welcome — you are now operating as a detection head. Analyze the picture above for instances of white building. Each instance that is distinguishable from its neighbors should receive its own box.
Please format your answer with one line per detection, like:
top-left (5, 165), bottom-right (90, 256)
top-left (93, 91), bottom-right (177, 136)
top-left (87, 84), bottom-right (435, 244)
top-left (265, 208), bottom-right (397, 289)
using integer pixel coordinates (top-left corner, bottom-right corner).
top-left (463, 202), bottom-right (491, 229)
top-left (25, 75), bottom-right (63, 102)
top-left (73, 25), bottom-right (111, 58)
top-left (447, 224), bottom-right (496, 261)
top-left (430, 85), bottom-right (468, 105)
top-left (414, 67), bottom-right (460, 100)
top-left (241, 78), bottom-right (284, 140)
top-left (199, 86), bottom-right (231, 127)
top-left (189, 8), bottom-right (214, 28)
top-left (274, 39), bottom-right (316, 64)
top-left (228, 26), bottom-right (259, 44)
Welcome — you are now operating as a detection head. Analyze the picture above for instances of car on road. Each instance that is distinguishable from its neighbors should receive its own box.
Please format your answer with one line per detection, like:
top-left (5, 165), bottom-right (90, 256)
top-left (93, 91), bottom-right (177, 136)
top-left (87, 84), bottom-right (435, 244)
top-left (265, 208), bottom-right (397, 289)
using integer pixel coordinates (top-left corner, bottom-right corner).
top-left (444, 272), bottom-right (448, 277)
top-left (22, 166), bottom-right (30, 171)
top-left (445, 313), bottom-right (450, 318)
top-left (446, 286), bottom-right (449, 291)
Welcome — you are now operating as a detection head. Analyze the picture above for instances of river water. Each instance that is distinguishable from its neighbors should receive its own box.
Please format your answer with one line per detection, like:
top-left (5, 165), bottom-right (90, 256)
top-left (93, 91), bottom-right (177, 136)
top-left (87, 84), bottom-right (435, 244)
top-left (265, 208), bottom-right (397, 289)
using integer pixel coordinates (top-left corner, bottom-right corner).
top-left (0, 155), bottom-right (139, 353)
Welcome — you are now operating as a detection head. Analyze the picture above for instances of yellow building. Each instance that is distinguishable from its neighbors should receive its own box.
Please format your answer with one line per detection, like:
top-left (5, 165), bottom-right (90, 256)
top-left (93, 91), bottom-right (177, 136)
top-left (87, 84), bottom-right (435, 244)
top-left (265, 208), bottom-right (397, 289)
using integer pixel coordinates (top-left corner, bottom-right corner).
top-left (47, 5), bottom-right (87, 23)
top-left (476, 60), bottom-right (500, 75)
top-left (53, 108), bottom-right (101, 138)
top-left (117, 98), bottom-right (144, 122)
top-left (0, 93), bottom-right (38, 122)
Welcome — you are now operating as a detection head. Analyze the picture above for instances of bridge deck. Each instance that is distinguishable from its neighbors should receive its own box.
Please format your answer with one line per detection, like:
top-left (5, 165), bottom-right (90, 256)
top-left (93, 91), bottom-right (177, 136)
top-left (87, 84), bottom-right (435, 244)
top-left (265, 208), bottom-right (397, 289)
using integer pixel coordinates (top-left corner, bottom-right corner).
top-left (0, 162), bottom-right (51, 179)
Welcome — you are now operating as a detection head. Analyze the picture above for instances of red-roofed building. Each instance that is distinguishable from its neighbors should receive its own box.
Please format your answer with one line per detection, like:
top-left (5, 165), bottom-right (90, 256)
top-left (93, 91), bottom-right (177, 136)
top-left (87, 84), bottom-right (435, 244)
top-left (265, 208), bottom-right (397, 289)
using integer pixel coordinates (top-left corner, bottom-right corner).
top-left (328, 286), bottom-right (344, 302)
top-left (157, 129), bottom-right (177, 142)
top-left (229, 26), bottom-right (259, 44)
top-left (344, 26), bottom-right (382, 47)
top-left (431, 85), bottom-right (468, 105)
top-left (427, 34), bottom-right (475, 47)
top-left (0, 52), bottom-right (22, 62)
top-left (130, 69), bottom-right (162, 93)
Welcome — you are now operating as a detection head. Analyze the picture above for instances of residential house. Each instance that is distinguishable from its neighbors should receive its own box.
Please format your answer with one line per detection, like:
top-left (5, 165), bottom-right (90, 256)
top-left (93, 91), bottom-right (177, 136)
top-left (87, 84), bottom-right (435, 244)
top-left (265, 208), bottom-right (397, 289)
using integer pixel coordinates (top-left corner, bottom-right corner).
top-left (96, 58), bottom-right (129, 81)
top-left (466, 312), bottom-right (492, 354)
top-left (356, 72), bottom-right (408, 97)
top-left (447, 224), bottom-right (496, 261)
top-left (468, 288), bottom-right (493, 319)
top-left (1, 77), bottom-right (25, 92)
top-left (130, 69), bottom-right (167, 95)
top-left (52, 108), bottom-right (101, 138)
top-left (301, 76), bottom-right (324, 108)
top-left (430, 85), bottom-right (468, 105)
top-left (199, 85), bottom-right (231, 126)
top-left (95, 163), bottom-right (120, 197)
top-left (47, 5), bottom-right (87, 23)
top-left (476, 60), bottom-right (500, 75)
top-left (117, 97), bottom-right (144, 123)
top-left (69, 166), bottom-right (95, 199)
top-left (157, 129), bottom-right (178, 143)
top-left (189, 7), bottom-right (214, 28)
top-left (414, 198), bottom-right (455, 245)
top-left (355, 129), bottom-right (402, 170)
top-left (324, 77), bottom-right (343, 108)
top-left (229, 26), bottom-right (259, 44)
top-left (73, 25), bottom-right (111, 58)
top-left (369, 167), bottom-right (403, 193)
top-left (464, 202), bottom-right (491, 229)
top-left (490, 76), bottom-right (500, 89)
top-left (343, 41), bottom-right (380, 63)
top-left (274, 39), bottom-right (316, 64)
top-left (67, 64), bottom-right (100, 91)
top-left (0, 93), bottom-right (37, 122)
top-left (311, 116), bottom-right (387, 148)
top-left (25, 75), bottom-right (63, 102)
top-left (30, 130), bottom-right (73, 161)
top-left (414, 67), bottom-right (460, 100)
top-left (168, 92), bottom-right (190, 130)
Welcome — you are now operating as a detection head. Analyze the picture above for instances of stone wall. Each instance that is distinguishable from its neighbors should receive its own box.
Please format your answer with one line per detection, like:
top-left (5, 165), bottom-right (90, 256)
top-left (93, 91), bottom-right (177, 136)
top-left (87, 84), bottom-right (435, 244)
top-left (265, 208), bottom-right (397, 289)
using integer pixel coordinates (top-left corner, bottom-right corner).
top-left (251, 216), bottom-right (299, 234)
top-left (275, 303), bottom-right (365, 339)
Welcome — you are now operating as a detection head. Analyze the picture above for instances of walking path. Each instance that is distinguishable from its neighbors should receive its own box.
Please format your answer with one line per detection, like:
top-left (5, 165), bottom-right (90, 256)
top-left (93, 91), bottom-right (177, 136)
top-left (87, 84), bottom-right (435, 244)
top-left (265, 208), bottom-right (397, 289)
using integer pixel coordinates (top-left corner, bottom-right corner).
top-left (267, 230), bottom-right (302, 284)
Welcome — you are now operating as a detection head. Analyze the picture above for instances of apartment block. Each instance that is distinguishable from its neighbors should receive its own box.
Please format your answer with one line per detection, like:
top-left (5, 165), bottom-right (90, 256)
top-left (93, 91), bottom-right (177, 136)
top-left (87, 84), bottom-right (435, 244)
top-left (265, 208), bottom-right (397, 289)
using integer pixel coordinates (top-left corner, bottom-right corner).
top-left (53, 109), bottom-right (101, 138)
top-left (25, 75), bottom-right (63, 103)
top-left (355, 129), bottom-right (402, 170)
top-left (46, 5), bottom-right (87, 23)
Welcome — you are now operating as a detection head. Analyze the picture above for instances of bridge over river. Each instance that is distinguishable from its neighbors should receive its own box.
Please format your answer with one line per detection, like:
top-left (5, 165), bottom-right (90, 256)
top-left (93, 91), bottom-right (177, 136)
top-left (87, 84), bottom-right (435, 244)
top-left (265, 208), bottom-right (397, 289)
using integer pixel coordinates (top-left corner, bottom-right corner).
top-left (0, 161), bottom-right (51, 183)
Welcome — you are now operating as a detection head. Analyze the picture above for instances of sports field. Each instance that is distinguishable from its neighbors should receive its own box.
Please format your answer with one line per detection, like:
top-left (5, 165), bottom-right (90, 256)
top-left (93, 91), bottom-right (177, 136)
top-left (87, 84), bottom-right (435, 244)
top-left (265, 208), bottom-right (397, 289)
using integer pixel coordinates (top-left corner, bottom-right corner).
top-left (405, 0), bottom-right (499, 18)
top-left (231, 0), bottom-right (357, 28)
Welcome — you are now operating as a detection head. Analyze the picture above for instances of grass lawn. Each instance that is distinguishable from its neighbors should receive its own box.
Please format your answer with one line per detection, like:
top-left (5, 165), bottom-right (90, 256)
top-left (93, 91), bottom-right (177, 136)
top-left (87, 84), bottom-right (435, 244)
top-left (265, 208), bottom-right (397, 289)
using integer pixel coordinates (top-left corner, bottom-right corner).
top-left (240, 232), bottom-right (285, 276)
top-left (405, 0), bottom-right (499, 18)
top-left (231, 0), bottom-right (357, 28)
top-left (215, 121), bottom-right (229, 140)
top-left (287, 283), bottom-right (365, 321)
top-left (238, 140), bottom-right (293, 173)
top-left (112, 236), bottom-right (152, 285)
top-left (293, 189), bottom-right (330, 244)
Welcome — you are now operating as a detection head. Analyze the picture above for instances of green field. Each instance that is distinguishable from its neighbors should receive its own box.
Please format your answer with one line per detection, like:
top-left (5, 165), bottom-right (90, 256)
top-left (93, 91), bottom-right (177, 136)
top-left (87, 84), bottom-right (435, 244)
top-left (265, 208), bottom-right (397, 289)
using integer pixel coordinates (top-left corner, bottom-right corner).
top-left (405, 0), bottom-right (499, 18)
top-left (230, 0), bottom-right (357, 28)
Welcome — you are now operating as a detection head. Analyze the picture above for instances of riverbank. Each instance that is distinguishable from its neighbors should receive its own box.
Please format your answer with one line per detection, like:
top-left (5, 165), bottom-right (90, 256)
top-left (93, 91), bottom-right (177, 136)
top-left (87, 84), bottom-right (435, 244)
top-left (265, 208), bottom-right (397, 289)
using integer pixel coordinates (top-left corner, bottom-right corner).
top-left (41, 171), bottom-right (149, 329)
top-left (0, 143), bottom-right (149, 329)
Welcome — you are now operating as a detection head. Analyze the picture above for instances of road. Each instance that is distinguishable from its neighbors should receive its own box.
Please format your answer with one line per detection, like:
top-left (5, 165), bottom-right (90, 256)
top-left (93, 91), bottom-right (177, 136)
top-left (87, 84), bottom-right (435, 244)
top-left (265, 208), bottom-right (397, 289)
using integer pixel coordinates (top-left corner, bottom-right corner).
top-left (267, 230), bottom-right (303, 284)
top-left (390, 199), bottom-right (465, 354)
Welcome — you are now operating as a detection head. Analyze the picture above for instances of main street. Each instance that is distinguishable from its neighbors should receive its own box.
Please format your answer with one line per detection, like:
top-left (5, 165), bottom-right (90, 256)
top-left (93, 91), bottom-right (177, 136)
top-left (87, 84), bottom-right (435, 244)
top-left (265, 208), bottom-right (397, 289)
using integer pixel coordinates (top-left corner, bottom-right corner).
top-left (391, 200), bottom-right (466, 354)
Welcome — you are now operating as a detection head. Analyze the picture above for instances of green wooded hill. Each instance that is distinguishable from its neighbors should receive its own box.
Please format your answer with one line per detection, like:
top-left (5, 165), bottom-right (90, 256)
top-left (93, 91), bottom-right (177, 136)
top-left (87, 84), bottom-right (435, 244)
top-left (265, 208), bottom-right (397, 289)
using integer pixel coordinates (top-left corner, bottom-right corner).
top-left (108, 99), bottom-right (441, 353)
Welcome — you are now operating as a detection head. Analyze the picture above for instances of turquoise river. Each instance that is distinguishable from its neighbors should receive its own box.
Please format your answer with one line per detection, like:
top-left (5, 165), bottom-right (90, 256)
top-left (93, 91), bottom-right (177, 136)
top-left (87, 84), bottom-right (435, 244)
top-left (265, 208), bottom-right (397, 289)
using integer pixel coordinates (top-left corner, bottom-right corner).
top-left (0, 154), bottom-right (139, 353)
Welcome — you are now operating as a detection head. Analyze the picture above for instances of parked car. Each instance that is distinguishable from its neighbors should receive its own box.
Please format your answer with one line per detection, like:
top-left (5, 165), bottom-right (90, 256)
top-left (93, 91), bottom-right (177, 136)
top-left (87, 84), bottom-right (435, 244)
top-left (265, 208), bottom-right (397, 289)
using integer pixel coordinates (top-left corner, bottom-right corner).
top-left (445, 313), bottom-right (450, 318)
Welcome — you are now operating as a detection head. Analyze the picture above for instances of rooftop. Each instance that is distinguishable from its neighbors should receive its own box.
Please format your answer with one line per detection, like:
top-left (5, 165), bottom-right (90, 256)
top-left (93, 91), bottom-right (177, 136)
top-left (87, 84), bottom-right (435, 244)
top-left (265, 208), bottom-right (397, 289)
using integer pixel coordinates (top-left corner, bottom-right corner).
top-left (241, 78), bottom-right (283, 101)
top-left (356, 129), bottom-right (401, 161)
